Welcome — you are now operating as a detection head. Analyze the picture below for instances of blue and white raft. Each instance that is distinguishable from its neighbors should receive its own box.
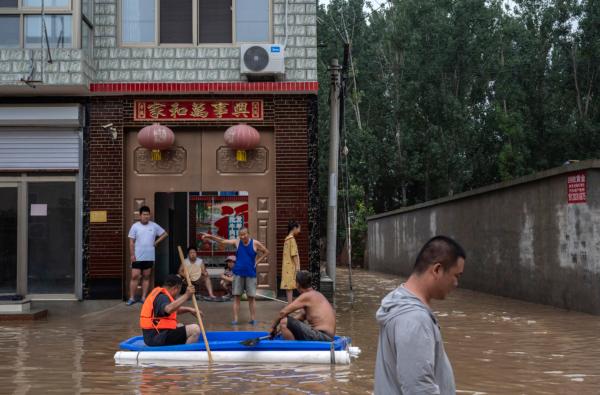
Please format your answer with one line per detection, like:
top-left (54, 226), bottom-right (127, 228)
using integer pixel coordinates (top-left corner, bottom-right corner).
top-left (114, 331), bottom-right (361, 365)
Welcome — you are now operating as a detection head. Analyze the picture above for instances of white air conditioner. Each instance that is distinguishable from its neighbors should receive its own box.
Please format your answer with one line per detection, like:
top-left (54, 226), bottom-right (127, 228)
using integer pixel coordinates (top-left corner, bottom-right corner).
top-left (240, 44), bottom-right (285, 75)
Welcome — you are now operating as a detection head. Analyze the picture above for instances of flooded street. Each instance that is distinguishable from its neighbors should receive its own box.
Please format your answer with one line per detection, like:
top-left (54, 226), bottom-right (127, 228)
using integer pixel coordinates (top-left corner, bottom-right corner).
top-left (1, 268), bottom-right (600, 394)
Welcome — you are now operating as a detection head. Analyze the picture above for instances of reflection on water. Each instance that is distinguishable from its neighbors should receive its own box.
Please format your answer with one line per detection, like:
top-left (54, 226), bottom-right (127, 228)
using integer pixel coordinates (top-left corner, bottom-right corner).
top-left (0, 269), bottom-right (599, 394)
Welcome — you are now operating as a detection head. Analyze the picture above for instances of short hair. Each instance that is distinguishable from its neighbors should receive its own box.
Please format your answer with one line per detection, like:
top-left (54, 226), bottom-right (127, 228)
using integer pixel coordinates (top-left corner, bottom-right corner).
top-left (239, 227), bottom-right (249, 234)
top-left (413, 236), bottom-right (466, 274)
top-left (296, 270), bottom-right (312, 289)
top-left (163, 274), bottom-right (183, 288)
top-left (288, 220), bottom-right (300, 233)
top-left (139, 205), bottom-right (151, 215)
top-left (187, 245), bottom-right (197, 254)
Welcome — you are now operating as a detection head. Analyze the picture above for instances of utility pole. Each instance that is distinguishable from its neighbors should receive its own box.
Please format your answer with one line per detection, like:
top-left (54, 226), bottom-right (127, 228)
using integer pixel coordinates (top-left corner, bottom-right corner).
top-left (326, 59), bottom-right (342, 290)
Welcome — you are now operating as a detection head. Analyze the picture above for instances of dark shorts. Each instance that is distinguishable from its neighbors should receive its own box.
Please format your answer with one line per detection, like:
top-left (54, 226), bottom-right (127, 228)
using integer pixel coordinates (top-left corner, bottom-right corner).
top-left (286, 316), bottom-right (333, 342)
top-left (132, 261), bottom-right (154, 270)
top-left (142, 326), bottom-right (187, 347)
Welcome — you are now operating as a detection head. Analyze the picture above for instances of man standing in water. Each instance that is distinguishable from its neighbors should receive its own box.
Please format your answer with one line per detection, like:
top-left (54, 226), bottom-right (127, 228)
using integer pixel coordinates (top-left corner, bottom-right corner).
top-left (201, 228), bottom-right (269, 325)
top-left (127, 206), bottom-right (168, 305)
top-left (374, 235), bottom-right (466, 394)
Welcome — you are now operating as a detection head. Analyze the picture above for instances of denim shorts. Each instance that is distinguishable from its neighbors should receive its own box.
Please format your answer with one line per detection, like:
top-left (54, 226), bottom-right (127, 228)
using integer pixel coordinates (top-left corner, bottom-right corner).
top-left (232, 275), bottom-right (257, 297)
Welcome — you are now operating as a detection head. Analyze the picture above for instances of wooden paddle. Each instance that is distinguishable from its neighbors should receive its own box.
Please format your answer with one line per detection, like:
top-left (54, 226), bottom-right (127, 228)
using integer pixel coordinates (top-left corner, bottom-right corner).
top-left (255, 291), bottom-right (288, 304)
top-left (177, 245), bottom-right (213, 363)
top-left (241, 334), bottom-right (272, 347)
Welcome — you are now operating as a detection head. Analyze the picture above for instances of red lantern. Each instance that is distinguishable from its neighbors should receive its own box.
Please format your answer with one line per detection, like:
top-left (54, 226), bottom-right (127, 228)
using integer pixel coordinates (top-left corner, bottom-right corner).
top-left (224, 124), bottom-right (260, 161)
top-left (137, 123), bottom-right (175, 161)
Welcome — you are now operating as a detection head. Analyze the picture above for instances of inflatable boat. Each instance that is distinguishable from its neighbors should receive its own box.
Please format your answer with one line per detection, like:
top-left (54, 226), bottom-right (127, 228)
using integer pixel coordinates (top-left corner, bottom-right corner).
top-left (114, 331), bottom-right (361, 365)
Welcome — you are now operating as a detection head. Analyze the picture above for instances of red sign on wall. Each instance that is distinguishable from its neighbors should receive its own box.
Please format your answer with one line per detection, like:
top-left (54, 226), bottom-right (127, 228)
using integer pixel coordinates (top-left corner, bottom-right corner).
top-left (567, 171), bottom-right (587, 204)
top-left (133, 100), bottom-right (263, 121)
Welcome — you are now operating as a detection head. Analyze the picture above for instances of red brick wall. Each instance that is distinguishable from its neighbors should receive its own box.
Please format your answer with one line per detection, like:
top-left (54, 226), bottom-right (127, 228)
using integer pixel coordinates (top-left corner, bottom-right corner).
top-left (89, 97), bottom-right (125, 280)
top-left (87, 94), bottom-right (311, 297)
top-left (274, 96), bottom-right (310, 276)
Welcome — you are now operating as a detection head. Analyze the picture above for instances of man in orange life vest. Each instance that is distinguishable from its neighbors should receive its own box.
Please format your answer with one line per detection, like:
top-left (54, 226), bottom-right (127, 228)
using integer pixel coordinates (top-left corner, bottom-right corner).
top-left (140, 274), bottom-right (201, 346)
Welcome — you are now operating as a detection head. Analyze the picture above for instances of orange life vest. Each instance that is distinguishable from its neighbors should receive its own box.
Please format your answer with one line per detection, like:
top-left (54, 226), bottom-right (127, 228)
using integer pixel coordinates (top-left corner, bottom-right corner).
top-left (140, 287), bottom-right (177, 331)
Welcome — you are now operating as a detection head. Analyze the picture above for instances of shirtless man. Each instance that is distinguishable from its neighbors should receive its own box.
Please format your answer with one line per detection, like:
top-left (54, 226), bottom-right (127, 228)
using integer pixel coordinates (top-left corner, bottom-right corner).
top-left (269, 270), bottom-right (336, 341)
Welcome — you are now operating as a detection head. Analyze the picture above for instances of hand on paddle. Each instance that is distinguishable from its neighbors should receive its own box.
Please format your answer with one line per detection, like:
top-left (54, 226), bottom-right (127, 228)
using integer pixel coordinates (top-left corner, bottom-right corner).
top-left (185, 285), bottom-right (196, 298)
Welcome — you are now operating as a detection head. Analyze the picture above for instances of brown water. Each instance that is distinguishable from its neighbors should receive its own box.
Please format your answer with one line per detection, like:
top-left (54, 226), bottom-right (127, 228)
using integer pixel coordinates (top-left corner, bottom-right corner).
top-left (1, 269), bottom-right (599, 394)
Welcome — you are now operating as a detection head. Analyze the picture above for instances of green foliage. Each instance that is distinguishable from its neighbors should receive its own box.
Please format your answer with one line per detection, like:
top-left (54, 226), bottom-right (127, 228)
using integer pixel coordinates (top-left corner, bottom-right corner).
top-left (318, 0), bottom-right (600, 265)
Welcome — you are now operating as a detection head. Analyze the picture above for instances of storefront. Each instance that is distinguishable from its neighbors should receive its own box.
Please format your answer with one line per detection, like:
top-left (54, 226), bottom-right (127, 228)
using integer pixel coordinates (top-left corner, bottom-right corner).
top-left (0, 104), bottom-right (84, 300)
top-left (87, 90), bottom-right (319, 299)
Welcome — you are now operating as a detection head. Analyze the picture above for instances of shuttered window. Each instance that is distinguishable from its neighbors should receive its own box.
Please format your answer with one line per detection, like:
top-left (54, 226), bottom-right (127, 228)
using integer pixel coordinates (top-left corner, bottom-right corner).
top-left (198, 0), bottom-right (232, 44)
top-left (0, 130), bottom-right (80, 170)
top-left (159, 0), bottom-right (193, 44)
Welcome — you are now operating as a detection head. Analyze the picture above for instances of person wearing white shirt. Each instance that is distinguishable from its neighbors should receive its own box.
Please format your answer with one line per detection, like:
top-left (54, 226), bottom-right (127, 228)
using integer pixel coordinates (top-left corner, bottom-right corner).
top-left (127, 206), bottom-right (168, 305)
top-left (178, 246), bottom-right (216, 299)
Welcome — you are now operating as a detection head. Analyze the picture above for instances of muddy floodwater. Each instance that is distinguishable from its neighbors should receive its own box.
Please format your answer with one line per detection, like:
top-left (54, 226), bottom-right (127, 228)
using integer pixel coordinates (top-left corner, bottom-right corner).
top-left (1, 268), bottom-right (600, 394)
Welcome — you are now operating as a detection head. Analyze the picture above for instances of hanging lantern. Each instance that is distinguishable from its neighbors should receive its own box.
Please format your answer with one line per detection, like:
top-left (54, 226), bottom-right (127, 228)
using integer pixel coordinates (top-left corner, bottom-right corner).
top-left (224, 124), bottom-right (260, 161)
top-left (137, 123), bottom-right (175, 161)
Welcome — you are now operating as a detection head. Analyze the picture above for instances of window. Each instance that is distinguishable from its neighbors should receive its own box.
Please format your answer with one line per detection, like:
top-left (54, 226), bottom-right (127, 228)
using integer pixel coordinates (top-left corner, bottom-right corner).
top-left (236, 0), bottom-right (269, 42)
top-left (160, 0), bottom-right (193, 44)
top-left (25, 15), bottom-right (72, 48)
top-left (121, 0), bottom-right (155, 45)
top-left (23, 0), bottom-right (69, 7)
top-left (0, 0), bottom-right (80, 49)
top-left (121, 0), bottom-right (271, 46)
top-left (0, 15), bottom-right (20, 47)
top-left (198, 0), bottom-right (231, 44)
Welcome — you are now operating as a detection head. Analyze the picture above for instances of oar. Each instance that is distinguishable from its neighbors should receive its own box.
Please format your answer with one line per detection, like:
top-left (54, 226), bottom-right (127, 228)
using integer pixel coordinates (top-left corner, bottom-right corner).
top-left (240, 334), bottom-right (272, 347)
top-left (177, 245), bottom-right (213, 363)
top-left (255, 292), bottom-right (288, 304)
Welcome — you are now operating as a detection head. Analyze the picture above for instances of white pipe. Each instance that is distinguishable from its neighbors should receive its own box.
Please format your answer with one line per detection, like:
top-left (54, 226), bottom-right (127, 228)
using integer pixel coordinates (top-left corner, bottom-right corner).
top-left (283, 0), bottom-right (288, 48)
top-left (114, 350), bottom-right (353, 365)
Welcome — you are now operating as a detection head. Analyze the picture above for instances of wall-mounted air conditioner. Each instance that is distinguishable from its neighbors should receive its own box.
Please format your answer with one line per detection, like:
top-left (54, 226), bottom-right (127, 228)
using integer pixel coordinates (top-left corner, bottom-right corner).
top-left (240, 44), bottom-right (285, 75)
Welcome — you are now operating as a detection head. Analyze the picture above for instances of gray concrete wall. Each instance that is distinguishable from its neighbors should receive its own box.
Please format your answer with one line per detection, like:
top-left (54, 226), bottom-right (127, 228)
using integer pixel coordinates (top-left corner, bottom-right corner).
top-left (367, 160), bottom-right (600, 315)
top-left (0, 48), bottom-right (95, 86)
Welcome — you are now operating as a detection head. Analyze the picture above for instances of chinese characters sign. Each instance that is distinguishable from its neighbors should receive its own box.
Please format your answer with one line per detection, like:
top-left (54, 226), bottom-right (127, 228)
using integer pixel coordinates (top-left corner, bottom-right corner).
top-left (134, 100), bottom-right (263, 121)
top-left (567, 171), bottom-right (587, 204)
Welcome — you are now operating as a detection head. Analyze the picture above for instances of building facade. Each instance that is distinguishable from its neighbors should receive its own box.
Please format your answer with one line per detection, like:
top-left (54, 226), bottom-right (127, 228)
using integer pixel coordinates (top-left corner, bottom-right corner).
top-left (0, 0), bottom-right (319, 300)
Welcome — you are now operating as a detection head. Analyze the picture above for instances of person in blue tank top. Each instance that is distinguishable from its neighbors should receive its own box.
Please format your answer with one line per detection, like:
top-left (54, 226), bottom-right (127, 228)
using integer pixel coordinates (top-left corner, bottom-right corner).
top-left (201, 228), bottom-right (269, 325)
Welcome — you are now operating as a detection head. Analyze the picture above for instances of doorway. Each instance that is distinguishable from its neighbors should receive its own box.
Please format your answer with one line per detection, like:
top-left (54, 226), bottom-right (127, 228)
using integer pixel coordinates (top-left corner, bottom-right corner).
top-left (0, 176), bottom-right (80, 299)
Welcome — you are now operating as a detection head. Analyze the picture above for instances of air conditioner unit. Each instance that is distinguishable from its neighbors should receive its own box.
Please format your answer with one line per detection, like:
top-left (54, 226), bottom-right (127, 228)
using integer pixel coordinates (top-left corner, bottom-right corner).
top-left (240, 44), bottom-right (285, 75)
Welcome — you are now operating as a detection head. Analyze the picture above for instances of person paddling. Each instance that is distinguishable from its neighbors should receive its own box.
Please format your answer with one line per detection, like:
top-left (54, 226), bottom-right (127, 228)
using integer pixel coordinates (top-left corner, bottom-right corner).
top-left (201, 228), bottom-right (269, 325)
top-left (140, 275), bottom-right (201, 346)
top-left (269, 271), bottom-right (335, 341)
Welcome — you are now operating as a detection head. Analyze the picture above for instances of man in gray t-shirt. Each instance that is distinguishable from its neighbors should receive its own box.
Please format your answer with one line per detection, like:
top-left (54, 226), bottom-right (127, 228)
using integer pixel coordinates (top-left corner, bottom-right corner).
top-left (375, 236), bottom-right (466, 395)
top-left (126, 206), bottom-right (168, 305)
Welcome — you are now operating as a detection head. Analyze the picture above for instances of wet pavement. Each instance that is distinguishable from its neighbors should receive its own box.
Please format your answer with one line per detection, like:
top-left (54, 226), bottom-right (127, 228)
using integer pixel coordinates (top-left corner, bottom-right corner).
top-left (1, 268), bottom-right (599, 394)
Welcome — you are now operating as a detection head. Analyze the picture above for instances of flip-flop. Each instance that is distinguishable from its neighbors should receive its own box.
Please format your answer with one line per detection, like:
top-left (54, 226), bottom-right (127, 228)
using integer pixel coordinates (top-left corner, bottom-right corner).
top-left (248, 320), bottom-right (257, 325)
top-left (231, 320), bottom-right (239, 325)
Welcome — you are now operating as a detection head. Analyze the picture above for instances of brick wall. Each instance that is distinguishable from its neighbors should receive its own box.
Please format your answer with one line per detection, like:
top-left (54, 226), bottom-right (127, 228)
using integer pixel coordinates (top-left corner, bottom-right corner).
top-left (87, 97), bottom-right (125, 297)
top-left (87, 94), bottom-right (316, 298)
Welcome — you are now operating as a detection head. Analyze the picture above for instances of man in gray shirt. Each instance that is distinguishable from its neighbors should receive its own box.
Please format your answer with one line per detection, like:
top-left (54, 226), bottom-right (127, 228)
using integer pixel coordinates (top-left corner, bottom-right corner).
top-left (375, 235), bottom-right (466, 395)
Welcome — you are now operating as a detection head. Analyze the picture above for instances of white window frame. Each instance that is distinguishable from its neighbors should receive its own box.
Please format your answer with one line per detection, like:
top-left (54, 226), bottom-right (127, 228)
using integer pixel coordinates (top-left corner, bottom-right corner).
top-left (0, 0), bottom-right (81, 49)
top-left (118, 0), bottom-right (273, 48)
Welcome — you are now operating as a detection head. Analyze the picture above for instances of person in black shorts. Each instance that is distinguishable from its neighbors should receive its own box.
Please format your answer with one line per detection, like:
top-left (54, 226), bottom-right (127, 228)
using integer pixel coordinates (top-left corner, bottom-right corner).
top-left (127, 206), bottom-right (168, 305)
top-left (140, 275), bottom-right (201, 346)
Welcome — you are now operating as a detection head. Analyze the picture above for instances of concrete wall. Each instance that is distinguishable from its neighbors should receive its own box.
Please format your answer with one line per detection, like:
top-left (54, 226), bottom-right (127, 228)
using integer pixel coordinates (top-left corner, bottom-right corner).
top-left (0, 48), bottom-right (95, 86)
top-left (367, 160), bottom-right (600, 315)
